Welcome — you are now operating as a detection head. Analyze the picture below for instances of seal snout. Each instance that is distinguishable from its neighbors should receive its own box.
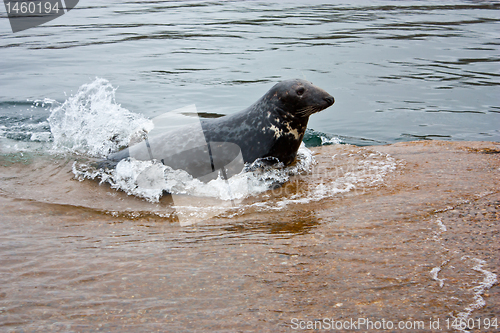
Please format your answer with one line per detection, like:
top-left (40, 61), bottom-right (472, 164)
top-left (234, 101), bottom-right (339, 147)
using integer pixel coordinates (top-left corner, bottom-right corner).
top-left (324, 95), bottom-right (334, 107)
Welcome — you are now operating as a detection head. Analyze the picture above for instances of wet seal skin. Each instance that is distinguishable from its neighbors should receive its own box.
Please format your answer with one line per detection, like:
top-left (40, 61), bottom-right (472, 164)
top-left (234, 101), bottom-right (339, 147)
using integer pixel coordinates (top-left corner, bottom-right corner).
top-left (100, 79), bottom-right (334, 178)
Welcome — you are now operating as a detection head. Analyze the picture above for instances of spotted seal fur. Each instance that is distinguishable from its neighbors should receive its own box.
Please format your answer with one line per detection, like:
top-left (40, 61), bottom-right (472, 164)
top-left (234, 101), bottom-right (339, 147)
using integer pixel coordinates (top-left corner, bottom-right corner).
top-left (101, 79), bottom-right (334, 178)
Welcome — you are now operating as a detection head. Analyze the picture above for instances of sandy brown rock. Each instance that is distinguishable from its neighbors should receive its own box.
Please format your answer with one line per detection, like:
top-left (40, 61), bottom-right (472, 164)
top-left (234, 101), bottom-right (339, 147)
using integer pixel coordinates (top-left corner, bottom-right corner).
top-left (1, 140), bottom-right (498, 332)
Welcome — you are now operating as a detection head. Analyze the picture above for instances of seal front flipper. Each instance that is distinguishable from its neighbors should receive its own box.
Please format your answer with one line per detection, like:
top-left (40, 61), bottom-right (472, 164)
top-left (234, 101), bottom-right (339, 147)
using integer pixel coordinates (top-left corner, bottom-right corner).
top-left (93, 159), bottom-right (119, 170)
top-left (93, 147), bottom-right (130, 170)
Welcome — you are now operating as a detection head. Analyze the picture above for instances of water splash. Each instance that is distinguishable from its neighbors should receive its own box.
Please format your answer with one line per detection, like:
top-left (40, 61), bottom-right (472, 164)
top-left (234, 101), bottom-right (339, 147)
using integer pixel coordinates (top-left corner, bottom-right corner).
top-left (48, 79), bottom-right (398, 216)
top-left (73, 144), bottom-right (316, 203)
top-left (48, 78), bottom-right (153, 157)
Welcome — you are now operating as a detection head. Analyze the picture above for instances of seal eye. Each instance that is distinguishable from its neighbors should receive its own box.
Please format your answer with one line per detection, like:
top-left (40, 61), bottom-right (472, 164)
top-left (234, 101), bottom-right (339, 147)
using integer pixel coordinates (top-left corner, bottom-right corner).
top-left (296, 87), bottom-right (305, 96)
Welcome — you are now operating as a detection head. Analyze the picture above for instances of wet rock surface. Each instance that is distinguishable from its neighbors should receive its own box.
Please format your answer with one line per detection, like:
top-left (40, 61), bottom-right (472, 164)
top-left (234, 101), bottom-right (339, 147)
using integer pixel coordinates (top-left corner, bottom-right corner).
top-left (1, 140), bottom-right (498, 332)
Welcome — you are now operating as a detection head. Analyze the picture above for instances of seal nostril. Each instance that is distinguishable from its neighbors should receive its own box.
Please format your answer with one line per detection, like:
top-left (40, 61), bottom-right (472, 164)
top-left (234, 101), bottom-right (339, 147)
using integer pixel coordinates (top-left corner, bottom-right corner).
top-left (324, 96), bottom-right (334, 106)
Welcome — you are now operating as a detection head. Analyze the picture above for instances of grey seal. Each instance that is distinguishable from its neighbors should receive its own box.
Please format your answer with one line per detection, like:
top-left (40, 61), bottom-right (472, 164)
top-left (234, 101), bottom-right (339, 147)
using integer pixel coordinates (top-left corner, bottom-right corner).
top-left (100, 79), bottom-right (334, 179)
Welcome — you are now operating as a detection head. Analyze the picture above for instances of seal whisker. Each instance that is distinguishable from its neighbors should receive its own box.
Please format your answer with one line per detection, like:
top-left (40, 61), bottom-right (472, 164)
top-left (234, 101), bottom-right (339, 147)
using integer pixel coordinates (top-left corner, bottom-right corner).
top-left (296, 106), bottom-right (321, 117)
top-left (296, 106), bottom-right (312, 115)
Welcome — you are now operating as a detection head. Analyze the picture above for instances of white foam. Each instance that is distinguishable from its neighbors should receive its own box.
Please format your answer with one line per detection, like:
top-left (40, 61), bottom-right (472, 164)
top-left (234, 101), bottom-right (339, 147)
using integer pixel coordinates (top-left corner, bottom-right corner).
top-left (430, 267), bottom-right (445, 288)
top-left (73, 144), bottom-right (316, 204)
top-left (436, 217), bottom-right (447, 232)
top-left (454, 257), bottom-right (498, 330)
top-left (233, 150), bottom-right (398, 212)
top-left (30, 131), bottom-right (52, 142)
top-left (320, 136), bottom-right (343, 145)
top-left (429, 214), bottom-right (497, 332)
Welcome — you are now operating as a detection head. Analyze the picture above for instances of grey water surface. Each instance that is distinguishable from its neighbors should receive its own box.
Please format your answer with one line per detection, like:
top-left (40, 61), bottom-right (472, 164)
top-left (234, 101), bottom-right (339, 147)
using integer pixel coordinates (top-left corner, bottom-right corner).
top-left (0, 0), bottom-right (499, 146)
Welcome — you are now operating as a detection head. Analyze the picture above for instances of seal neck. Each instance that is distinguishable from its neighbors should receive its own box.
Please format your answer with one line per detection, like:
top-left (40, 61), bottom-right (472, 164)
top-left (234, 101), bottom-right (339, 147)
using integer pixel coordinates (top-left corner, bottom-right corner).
top-left (263, 100), bottom-right (309, 142)
top-left (258, 93), bottom-right (310, 124)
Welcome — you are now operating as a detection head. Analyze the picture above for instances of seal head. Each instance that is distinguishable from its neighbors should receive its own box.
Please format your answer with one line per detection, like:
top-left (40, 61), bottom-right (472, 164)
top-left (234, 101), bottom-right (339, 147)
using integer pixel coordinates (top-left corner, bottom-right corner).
top-left (267, 79), bottom-right (335, 164)
top-left (269, 79), bottom-right (335, 120)
top-left (203, 79), bottom-right (334, 166)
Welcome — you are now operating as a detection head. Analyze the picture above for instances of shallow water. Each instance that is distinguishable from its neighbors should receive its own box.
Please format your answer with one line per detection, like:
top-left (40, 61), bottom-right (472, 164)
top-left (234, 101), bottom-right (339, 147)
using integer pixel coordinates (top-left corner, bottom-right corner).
top-left (1, 1), bottom-right (500, 332)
